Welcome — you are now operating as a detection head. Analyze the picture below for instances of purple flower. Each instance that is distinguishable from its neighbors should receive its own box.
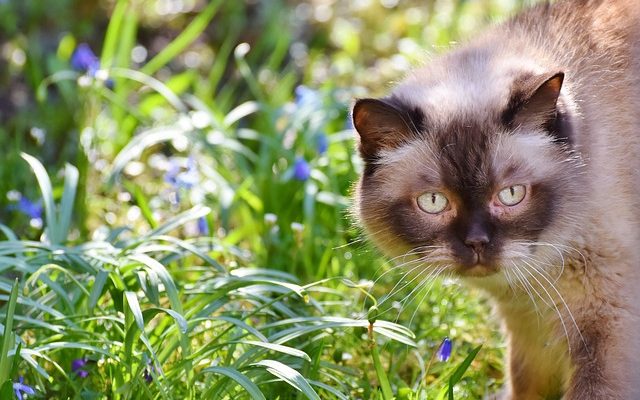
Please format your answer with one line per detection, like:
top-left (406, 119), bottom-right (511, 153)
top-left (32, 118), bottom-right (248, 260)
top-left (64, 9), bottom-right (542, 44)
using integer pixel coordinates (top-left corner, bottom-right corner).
top-left (197, 216), bottom-right (209, 236)
top-left (71, 43), bottom-right (100, 75)
top-left (71, 357), bottom-right (89, 378)
top-left (13, 377), bottom-right (35, 400)
top-left (76, 370), bottom-right (89, 378)
top-left (164, 157), bottom-right (199, 191)
top-left (317, 133), bottom-right (328, 155)
top-left (15, 197), bottom-right (43, 220)
top-left (143, 367), bottom-right (153, 383)
top-left (436, 337), bottom-right (452, 362)
top-left (293, 157), bottom-right (311, 181)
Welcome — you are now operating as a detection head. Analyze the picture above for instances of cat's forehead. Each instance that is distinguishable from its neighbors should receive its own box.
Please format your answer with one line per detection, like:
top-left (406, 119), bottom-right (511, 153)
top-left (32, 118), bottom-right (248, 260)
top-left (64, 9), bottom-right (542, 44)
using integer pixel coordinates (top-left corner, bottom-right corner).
top-left (376, 127), bottom-right (558, 193)
top-left (393, 51), bottom-right (543, 126)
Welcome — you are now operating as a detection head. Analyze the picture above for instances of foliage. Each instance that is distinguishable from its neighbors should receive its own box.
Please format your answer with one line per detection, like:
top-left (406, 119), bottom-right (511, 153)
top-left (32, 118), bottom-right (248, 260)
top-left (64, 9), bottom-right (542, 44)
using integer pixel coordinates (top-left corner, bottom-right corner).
top-left (0, 0), bottom-right (530, 398)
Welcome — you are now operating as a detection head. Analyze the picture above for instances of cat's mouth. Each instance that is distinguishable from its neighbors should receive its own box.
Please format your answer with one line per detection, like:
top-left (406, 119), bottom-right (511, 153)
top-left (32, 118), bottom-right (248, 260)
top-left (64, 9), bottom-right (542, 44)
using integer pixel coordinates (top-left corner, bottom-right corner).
top-left (451, 250), bottom-right (500, 277)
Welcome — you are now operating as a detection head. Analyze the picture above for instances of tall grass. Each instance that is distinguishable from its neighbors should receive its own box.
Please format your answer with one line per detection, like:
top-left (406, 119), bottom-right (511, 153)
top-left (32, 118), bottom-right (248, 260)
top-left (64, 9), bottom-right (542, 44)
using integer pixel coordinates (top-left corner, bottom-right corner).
top-left (0, 0), bottom-right (534, 398)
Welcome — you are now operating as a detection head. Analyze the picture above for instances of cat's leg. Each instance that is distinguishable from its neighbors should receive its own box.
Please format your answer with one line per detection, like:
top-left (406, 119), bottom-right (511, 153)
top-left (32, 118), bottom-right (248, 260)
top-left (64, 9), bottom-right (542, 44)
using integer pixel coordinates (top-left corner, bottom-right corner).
top-left (564, 304), bottom-right (640, 399)
top-left (502, 344), bottom-right (566, 400)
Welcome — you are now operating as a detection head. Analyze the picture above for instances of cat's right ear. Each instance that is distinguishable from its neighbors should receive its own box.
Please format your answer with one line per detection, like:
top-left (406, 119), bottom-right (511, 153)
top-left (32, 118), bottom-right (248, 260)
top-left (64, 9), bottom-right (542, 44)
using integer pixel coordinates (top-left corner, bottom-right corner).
top-left (352, 98), bottom-right (414, 162)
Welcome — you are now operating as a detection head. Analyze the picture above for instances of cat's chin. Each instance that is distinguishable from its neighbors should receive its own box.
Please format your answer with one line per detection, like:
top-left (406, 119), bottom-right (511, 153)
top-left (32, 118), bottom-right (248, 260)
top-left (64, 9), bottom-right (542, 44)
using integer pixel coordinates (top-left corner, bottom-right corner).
top-left (454, 263), bottom-right (500, 278)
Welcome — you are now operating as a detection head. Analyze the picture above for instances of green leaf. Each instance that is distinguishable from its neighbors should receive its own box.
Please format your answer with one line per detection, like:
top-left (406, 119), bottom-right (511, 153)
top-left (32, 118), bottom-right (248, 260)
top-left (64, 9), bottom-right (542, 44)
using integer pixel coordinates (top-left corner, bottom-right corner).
top-left (0, 380), bottom-right (14, 400)
top-left (140, 206), bottom-right (210, 240)
top-left (21, 153), bottom-right (58, 243)
top-left (202, 366), bottom-right (266, 400)
top-left (88, 270), bottom-right (110, 314)
top-left (252, 360), bottom-right (320, 400)
top-left (58, 163), bottom-right (79, 243)
top-left (0, 279), bottom-right (19, 384)
top-left (141, 0), bottom-right (224, 75)
top-left (239, 341), bottom-right (311, 362)
top-left (448, 345), bottom-right (482, 400)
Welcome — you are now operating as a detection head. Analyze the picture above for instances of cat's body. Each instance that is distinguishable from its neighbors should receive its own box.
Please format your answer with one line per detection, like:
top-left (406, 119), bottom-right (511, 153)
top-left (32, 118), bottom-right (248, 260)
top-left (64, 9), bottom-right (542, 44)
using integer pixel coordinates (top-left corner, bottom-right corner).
top-left (352, 1), bottom-right (640, 398)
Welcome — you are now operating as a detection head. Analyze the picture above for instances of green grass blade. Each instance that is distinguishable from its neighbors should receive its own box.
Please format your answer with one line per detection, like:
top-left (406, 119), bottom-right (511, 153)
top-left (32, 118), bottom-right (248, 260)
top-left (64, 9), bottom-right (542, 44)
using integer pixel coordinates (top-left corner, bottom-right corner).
top-left (0, 224), bottom-right (17, 241)
top-left (141, 0), bottom-right (223, 76)
top-left (252, 360), bottom-right (320, 400)
top-left (0, 279), bottom-right (19, 384)
top-left (100, 0), bottom-right (128, 66)
top-left (202, 366), bottom-right (266, 400)
top-left (307, 380), bottom-right (349, 400)
top-left (239, 341), bottom-right (311, 362)
top-left (140, 206), bottom-right (210, 240)
top-left (107, 124), bottom-right (188, 185)
top-left (88, 270), bottom-right (110, 314)
top-left (21, 153), bottom-right (58, 244)
top-left (58, 163), bottom-right (79, 242)
top-left (448, 345), bottom-right (482, 400)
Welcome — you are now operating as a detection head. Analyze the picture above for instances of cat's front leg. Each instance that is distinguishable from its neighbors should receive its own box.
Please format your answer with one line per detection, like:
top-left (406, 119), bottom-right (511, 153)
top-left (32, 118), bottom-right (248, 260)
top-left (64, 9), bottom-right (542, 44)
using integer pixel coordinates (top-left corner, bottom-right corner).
top-left (564, 311), bottom-right (640, 400)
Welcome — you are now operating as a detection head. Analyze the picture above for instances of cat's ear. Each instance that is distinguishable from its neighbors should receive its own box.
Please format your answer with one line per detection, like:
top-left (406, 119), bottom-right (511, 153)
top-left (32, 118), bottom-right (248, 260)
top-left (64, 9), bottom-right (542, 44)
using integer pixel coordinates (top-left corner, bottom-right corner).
top-left (504, 72), bottom-right (565, 132)
top-left (352, 98), bottom-right (416, 162)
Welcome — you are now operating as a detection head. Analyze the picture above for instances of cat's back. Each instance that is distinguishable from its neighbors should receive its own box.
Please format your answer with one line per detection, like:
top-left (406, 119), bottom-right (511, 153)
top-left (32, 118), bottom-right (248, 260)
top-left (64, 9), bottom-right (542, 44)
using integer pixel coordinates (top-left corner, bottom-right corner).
top-left (507, 0), bottom-right (640, 229)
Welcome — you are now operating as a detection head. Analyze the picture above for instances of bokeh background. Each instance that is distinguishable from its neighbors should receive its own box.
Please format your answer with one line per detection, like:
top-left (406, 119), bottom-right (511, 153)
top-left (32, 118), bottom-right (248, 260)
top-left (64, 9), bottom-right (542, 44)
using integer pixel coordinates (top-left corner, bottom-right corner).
top-left (1, 0), bottom-right (529, 398)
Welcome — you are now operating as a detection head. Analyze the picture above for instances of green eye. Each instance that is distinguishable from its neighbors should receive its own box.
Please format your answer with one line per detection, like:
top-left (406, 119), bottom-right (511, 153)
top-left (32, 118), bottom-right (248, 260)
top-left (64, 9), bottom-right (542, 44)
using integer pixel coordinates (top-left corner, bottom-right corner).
top-left (498, 185), bottom-right (526, 206)
top-left (417, 192), bottom-right (449, 214)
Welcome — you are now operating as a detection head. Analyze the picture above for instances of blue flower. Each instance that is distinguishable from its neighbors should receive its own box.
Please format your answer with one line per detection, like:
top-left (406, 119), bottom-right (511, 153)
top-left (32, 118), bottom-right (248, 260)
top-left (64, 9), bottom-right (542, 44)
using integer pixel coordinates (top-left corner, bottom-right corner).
top-left (293, 157), bottom-right (311, 181)
top-left (316, 133), bottom-right (328, 155)
top-left (294, 85), bottom-right (320, 109)
top-left (143, 360), bottom-right (156, 383)
top-left (164, 157), bottom-right (199, 191)
top-left (71, 43), bottom-right (100, 75)
top-left (197, 216), bottom-right (209, 236)
top-left (13, 377), bottom-right (35, 400)
top-left (71, 357), bottom-right (89, 378)
top-left (16, 197), bottom-right (43, 220)
top-left (436, 337), bottom-right (452, 362)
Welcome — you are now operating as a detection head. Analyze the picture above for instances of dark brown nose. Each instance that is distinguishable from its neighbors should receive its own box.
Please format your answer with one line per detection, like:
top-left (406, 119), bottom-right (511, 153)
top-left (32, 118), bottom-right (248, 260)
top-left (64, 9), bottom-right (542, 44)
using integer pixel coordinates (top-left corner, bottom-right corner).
top-left (464, 233), bottom-right (490, 253)
top-left (464, 222), bottom-right (490, 253)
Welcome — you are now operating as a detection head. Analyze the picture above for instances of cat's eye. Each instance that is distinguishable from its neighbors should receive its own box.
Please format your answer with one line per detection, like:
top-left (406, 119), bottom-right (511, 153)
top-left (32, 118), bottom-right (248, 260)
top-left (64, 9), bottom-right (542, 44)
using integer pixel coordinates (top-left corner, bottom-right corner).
top-left (497, 185), bottom-right (526, 206)
top-left (417, 192), bottom-right (449, 214)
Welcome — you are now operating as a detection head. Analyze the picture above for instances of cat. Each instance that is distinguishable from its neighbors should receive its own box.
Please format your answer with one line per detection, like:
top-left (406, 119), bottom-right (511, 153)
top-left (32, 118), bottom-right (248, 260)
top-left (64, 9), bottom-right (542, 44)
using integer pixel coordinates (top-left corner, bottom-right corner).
top-left (351, 0), bottom-right (640, 398)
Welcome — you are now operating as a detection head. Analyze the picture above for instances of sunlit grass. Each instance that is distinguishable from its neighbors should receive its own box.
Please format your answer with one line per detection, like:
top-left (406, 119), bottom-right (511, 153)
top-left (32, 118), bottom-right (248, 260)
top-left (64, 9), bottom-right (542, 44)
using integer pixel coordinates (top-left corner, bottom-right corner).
top-left (0, 0), bottom-right (536, 398)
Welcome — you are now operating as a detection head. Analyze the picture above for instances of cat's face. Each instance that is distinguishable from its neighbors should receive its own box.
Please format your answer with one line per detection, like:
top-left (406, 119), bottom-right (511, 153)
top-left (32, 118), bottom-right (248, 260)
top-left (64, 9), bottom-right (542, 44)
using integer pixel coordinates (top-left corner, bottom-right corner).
top-left (353, 71), bottom-right (586, 279)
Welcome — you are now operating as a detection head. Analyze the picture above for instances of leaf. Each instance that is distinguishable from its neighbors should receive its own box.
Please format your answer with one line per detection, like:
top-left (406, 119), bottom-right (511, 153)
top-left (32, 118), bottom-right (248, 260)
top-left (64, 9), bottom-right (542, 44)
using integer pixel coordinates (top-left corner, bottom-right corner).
top-left (252, 360), bottom-right (321, 400)
top-left (58, 163), bottom-right (79, 244)
top-left (141, 0), bottom-right (223, 76)
top-left (0, 279), bottom-right (19, 384)
top-left (223, 101), bottom-right (260, 127)
top-left (88, 270), bottom-right (110, 314)
top-left (107, 124), bottom-right (189, 184)
top-left (202, 366), bottom-right (266, 400)
top-left (0, 224), bottom-right (17, 241)
top-left (21, 153), bottom-right (57, 243)
top-left (307, 380), bottom-right (349, 400)
top-left (140, 206), bottom-right (210, 240)
top-left (448, 345), bottom-right (482, 400)
top-left (240, 341), bottom-right (310, 362)
top-left (142, 307), bottom-right (188, 334)
top-left (124, 291), bottom-right (155, 356)
top-left (0, 380), bottom-right (14, 400)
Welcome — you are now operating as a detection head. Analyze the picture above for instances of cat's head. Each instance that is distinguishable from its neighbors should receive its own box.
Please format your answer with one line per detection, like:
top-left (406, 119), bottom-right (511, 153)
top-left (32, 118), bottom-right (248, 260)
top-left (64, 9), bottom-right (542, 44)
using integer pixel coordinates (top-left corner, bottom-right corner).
top-left (352, 64), bottom-right (586, 280)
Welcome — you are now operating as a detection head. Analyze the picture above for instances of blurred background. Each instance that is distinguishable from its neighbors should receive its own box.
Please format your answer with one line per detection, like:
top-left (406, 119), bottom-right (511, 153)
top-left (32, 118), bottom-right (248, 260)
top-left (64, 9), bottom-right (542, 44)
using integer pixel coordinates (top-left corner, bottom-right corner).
top-left (0, 0), bottom-right (531, 398)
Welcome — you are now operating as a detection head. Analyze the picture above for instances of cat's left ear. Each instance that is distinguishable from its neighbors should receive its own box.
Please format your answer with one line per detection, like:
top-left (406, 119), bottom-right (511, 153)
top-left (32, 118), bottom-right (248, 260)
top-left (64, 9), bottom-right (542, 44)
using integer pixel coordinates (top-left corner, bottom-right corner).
top-left (352, 98), bottom-right (419, 163)
top-left (504, 72), bottom-right (570, 141)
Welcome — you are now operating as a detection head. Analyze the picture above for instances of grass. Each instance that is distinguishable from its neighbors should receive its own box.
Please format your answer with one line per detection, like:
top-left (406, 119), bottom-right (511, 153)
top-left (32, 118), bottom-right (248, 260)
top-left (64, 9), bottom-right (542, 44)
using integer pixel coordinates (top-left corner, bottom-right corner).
top-left (0, 0), bottom-right (531, 398)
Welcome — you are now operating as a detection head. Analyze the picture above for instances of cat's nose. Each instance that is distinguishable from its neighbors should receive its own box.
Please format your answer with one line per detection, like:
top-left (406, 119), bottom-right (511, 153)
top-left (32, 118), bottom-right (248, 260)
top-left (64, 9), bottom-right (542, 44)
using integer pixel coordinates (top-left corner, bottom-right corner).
top-left (464, 232), bottom-right (490, 253)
